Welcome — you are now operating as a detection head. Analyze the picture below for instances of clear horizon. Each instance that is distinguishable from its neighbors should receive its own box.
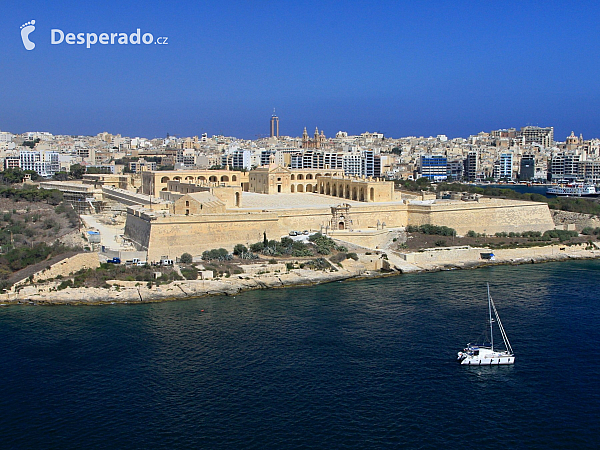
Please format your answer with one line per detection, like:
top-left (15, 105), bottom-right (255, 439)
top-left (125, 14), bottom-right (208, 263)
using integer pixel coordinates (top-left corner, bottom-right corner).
top-left (2, 1), bottom-right (599, 141)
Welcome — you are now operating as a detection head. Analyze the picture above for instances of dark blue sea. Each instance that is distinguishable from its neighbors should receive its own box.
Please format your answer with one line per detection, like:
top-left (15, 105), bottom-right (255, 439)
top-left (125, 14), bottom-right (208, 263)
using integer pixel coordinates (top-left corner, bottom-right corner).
top-left (2, 261), bottom-right (600, 449)
top-left (477, 184), bottom-right (551, 197)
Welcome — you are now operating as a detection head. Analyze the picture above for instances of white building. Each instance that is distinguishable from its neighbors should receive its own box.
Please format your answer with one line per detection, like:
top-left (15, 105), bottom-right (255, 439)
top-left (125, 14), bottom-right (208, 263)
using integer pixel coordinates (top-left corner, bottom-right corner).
top-left (19, 151), bottom-right (60, 177)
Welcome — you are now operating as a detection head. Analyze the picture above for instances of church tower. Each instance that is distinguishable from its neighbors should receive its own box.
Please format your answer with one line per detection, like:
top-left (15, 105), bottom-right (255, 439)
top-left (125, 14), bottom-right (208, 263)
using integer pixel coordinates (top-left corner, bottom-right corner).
top-left (302, 127), bottom-right (309, 148)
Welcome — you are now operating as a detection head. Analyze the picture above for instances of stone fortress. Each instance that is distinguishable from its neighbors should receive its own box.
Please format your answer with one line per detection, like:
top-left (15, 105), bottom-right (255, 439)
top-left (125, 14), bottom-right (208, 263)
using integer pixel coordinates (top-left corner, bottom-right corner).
top-left (122, 165), bottom-right (556, 261)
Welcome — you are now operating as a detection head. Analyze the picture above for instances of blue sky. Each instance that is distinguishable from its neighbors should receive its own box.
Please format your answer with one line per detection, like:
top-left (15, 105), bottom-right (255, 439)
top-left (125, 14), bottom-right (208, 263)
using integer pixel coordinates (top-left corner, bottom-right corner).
top-left (1, 0), bottom-right (599, 140)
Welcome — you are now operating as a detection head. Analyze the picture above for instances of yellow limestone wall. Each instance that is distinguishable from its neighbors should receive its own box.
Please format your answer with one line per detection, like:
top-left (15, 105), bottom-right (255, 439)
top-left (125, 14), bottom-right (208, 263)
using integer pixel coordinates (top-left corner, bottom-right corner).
top-left (407, 199), bottom-right (555, 235)
top-left (126, 204), bottom-right (411, 260)
top-left (125, 198), bottom-right (556, 260)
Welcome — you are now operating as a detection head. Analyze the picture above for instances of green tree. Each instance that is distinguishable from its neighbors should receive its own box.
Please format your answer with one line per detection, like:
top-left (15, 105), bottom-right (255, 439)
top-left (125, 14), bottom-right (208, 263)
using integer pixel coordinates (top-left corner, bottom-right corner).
top-left (233, 244), bottom-right (248, 255)
top-left (69, 164), bottom-right (86, 179)
top-left (1, 168), bottom-right (26, 184)
top-left (180, 252), bottom-right (193, 264)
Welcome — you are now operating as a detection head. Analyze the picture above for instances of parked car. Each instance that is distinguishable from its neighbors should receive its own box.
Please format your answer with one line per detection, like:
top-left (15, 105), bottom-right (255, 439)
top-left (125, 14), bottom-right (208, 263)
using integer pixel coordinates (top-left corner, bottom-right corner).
top-left (289, 231), bottom-right (298, 236)
top-left (106, 257), bottom-right (121, 264)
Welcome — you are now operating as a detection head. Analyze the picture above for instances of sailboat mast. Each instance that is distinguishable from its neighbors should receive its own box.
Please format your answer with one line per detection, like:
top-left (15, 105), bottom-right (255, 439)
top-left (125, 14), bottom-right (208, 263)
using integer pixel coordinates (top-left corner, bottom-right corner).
top-left (488, 283), bottom-right (494, 351)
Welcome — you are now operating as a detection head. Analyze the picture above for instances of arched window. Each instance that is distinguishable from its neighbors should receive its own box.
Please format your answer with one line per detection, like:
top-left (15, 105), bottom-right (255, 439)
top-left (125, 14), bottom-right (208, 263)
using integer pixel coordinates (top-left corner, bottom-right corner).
top-left (160, 176), bottom-right (170, 183)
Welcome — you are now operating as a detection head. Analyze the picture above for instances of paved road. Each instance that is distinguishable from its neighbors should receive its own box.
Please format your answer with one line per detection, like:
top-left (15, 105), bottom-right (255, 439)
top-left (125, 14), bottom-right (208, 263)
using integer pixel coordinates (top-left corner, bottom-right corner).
top-left (81, 215), bottom-right (130, 250)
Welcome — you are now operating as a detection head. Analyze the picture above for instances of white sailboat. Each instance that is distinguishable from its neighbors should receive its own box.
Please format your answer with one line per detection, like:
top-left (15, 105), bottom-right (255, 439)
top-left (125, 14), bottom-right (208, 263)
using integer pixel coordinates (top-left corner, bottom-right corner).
top-left (457, 284), bottom-right (515, 365)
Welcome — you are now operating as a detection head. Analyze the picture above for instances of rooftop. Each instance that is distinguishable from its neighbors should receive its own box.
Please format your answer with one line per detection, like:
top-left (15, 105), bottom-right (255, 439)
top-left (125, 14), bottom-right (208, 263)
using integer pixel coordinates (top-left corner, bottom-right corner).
top-left (239, 192), bottom-right (364, 210)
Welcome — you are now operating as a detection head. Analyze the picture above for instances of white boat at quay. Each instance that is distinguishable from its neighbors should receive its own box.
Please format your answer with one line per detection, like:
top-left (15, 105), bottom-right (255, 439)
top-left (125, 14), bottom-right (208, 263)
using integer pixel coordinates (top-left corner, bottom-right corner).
top-left (546, 183), bottom-right (598, 197)
top-left (457, 284), bottom-right (515, 365)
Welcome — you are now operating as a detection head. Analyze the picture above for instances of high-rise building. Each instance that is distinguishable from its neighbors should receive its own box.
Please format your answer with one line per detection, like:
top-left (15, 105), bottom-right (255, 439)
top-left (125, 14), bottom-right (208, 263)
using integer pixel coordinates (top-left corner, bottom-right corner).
top-left (19, 150), bottom-right (59, 177)
top-left (447, 160), bottom-right (464, 181)
top-left (549, 151), bottom-right (581, 181)
top-left (493, 153), bottom-right (513, 180)
top-left (519, 126), bottom-right (554, 148)
top-left (420, 154), bottom-right (447, 181)
top-left (464, 151), bottom-right (478, 181)
top-left (578, 160), bottom-right (600, 185)
top-left (270, 112), bottom-right (279, 138)
top-left (519, 154), bottom-right (535, 180)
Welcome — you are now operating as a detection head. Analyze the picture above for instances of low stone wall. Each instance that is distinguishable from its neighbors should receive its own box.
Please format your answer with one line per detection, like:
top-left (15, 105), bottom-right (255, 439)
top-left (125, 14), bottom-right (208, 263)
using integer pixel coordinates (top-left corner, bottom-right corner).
top-left (17, 252), bottom-right (100, 286)
top-left (327, 229), bottom-right (392, 249)
top-left (398, 246), bottom-right (482, 264)
top-left (551, 210), bottom-right (600, 231)
top-left (241, 263), bottom-right (287, 275)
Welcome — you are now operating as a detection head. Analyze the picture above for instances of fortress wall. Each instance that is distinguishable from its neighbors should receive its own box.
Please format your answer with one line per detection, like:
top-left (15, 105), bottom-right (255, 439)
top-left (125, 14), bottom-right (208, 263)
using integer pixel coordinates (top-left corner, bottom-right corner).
top-left (134, 204), bottom-right (411, 260)
top-left (268, 204), bottom-right (409, 232)
top-left (126, 198), bottom-right (556, 260)
top-left (124, 212), bottom-right (152, 250)
top-left (275, 209), bottom-right (333, 232)
top-left (141, 212), bottom-right (280, 261)
top-left (347, 205), bottom-right (408, 229)
top-left (407, 200), bottom-right (555, 235)
top-left (327, 230), bottom-right (392, 249)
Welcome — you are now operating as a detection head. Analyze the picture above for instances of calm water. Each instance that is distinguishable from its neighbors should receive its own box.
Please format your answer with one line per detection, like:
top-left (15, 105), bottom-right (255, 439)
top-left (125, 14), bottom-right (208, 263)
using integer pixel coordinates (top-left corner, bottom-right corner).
top-left (1, 261), bottom-right (599, 449)
top-left (477, 184), bottom-right (551, 197)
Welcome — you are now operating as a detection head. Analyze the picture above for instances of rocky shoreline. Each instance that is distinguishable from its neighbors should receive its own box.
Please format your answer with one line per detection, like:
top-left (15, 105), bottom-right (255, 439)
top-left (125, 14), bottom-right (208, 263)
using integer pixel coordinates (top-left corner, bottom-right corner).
top-left (2, 242), bottom-right (599, 306)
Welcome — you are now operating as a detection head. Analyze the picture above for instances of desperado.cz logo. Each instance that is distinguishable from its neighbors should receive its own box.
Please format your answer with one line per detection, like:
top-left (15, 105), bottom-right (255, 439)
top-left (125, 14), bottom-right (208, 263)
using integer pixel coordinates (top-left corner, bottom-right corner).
top-left (20, 19), bottom-right (168, 50)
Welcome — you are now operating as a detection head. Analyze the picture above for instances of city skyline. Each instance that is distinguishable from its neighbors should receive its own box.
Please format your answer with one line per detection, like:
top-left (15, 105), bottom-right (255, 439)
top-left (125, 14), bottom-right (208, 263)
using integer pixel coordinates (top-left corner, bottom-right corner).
top-left (2, 1), bottom-right (600, 139)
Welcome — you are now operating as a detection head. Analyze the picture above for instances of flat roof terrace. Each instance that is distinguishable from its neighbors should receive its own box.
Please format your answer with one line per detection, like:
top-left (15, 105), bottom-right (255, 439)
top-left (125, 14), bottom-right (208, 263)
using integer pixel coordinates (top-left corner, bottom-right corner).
top-left (239, 192), bottom-right (365, 210)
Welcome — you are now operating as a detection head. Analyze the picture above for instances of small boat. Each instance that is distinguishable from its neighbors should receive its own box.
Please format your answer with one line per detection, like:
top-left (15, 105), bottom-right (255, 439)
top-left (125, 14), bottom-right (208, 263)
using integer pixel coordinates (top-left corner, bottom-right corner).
top-left (458, 284), bottom-right (515, 365)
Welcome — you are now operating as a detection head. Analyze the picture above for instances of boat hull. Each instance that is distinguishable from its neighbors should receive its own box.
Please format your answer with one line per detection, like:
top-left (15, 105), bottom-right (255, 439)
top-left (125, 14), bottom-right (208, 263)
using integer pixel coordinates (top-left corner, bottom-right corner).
top-left (459, 355), bottom-right (515, 365)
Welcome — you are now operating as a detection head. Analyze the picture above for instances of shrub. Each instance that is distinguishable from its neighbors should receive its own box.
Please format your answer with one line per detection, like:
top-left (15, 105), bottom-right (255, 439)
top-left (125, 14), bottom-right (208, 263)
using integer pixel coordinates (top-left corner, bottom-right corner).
top-left (180, 252), bottom-right (193, 264)
top-left (347, 252), bottom-right (359, 261)
top-left (329, 252), bottom-right (347, 264)
top-left (202, 248), bottom-right (231, 261)
top-left (582, 227), bottom-right (594, 235)
top-left (407, 224), bottom-right (456, 236)
top-left (542, 229), bottom-right (578, 241)
top-left (181, 267), bottom-right (198, 280)
top-left (57, 279), bottom-right (73, 290)
top-left (233, 244), bottom-right (248, 255)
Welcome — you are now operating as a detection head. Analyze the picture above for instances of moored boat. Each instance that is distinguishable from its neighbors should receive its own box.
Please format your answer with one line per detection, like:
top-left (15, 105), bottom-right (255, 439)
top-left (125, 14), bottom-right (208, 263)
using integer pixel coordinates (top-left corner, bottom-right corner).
top-left (546, 183), bottom-right (598, 197)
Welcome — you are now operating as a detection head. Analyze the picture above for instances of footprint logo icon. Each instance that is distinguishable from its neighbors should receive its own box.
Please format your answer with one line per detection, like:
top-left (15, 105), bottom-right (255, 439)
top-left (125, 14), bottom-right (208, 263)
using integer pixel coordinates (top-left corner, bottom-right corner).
top-left (20, 20), bottom-right (36, 50)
